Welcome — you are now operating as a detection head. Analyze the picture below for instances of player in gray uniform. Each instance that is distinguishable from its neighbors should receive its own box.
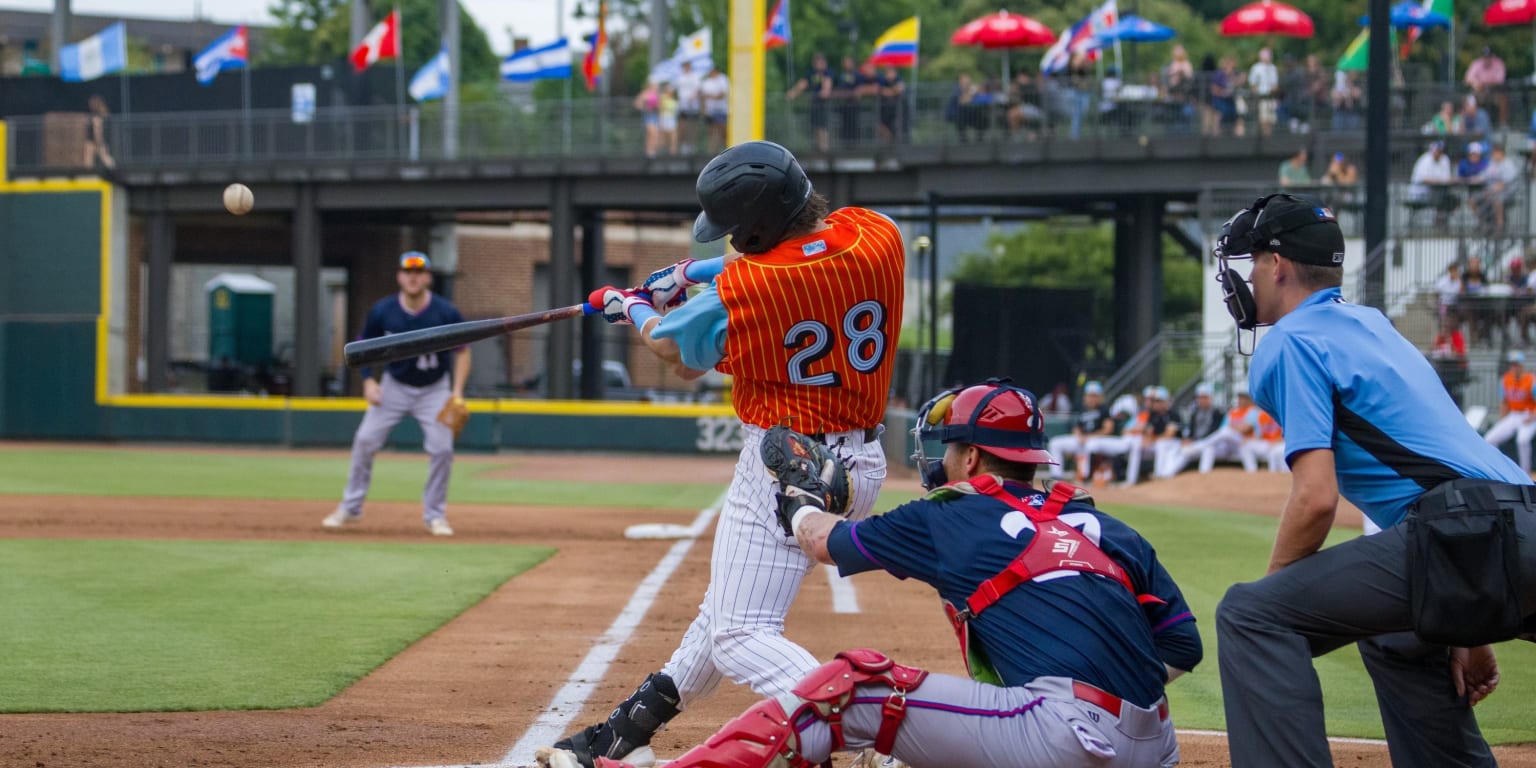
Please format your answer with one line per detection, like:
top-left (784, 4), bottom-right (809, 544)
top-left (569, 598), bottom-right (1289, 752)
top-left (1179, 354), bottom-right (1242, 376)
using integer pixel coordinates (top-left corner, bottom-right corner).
top-left (595, 381), bottom-right (1201, 768)
top-left (322, 252), bottom-right (469, 536)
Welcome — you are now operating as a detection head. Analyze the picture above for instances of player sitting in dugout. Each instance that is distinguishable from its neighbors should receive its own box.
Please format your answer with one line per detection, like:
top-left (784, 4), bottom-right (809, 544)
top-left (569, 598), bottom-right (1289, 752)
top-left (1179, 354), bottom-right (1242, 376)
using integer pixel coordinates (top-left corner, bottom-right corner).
top-left (594, 380), bottom-right (1201, 768)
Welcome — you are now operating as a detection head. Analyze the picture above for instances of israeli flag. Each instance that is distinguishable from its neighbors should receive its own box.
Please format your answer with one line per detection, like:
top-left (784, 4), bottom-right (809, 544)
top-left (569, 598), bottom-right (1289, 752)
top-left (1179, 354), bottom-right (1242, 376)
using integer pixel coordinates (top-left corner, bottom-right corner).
top-left (501, 38), bottom-right (572, 82)
top-left (59, 22), bottom-right (127, 82)
top-left (194, 26), bottom-right (248, 85)
top-left (409, 49), bottom-right (451, 102)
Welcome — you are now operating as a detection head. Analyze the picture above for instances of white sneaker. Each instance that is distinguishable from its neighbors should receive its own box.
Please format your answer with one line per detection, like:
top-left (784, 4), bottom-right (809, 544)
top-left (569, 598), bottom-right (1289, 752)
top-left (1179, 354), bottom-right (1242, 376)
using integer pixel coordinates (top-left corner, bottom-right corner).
top-left (427, 518), bottom-right (454, 536)
top-left (322, 506), bottom-right (361, 528)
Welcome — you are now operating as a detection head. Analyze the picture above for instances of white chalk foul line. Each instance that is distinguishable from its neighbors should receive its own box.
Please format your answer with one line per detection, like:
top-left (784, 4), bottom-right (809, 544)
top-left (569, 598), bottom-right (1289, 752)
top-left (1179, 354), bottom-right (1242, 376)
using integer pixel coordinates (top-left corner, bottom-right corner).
top-left (499, 493), bottom-right (725, 767)
top-left (823, 564), bottom-right (860, 614)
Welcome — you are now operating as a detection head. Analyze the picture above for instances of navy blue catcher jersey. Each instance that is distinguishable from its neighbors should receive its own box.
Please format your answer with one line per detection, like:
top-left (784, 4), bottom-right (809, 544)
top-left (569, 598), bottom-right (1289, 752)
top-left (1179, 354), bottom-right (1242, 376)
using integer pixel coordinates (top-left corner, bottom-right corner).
top-left (826, 480), bottom-right (1200, 707)
top-left (358, 293), bottom-right (465, 387)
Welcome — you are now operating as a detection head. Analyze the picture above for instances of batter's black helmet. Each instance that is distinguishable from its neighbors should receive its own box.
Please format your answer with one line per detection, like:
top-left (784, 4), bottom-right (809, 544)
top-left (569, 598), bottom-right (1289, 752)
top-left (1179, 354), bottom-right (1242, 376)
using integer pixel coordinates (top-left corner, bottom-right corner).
top-left (693, 140), bottom-right (813, 254)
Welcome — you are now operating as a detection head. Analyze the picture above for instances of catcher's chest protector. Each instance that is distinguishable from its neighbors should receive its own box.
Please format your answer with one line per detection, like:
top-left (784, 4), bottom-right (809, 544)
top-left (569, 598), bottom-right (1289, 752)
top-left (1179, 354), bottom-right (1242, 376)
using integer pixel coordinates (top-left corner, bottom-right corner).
top-left (944, 477), bottom-right (1163, 683)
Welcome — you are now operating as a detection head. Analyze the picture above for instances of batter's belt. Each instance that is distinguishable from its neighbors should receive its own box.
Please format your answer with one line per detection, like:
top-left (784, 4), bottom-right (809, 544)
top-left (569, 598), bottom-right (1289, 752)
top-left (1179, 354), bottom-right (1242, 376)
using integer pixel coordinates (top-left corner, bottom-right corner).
top-left (810, 426), bottom-right (880, 443)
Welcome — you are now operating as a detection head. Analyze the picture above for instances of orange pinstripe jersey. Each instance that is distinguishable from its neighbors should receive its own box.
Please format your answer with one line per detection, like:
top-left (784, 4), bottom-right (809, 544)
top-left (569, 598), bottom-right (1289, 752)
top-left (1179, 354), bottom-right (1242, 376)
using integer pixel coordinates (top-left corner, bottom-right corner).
top-left (715, 207), bottom-right (905, 432)
top-left (1257, 410), bottom-right (1284, 441)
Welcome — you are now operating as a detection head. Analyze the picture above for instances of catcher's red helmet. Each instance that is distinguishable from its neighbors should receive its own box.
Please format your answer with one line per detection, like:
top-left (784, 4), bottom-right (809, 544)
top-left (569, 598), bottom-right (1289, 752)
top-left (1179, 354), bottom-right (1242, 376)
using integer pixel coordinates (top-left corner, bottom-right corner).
top-left (913, 380), bottom-right (1057, 488)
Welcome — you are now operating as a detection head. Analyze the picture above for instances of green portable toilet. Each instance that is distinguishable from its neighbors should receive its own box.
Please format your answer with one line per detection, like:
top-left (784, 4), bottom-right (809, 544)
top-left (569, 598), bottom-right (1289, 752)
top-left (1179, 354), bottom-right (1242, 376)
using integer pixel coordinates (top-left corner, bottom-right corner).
top-left (206, 273), bottom-right (275, 370)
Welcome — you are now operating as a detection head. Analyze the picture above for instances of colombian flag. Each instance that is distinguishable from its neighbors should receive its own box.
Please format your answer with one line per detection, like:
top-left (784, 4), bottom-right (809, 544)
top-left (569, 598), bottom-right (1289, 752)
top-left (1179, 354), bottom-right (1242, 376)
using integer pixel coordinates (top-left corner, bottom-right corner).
top-left (869, 16), bottom-right (919, 67)
top-left (583, 2), bottom-right (607, 91)
top-left (764, 0), bottom-right (790, 50)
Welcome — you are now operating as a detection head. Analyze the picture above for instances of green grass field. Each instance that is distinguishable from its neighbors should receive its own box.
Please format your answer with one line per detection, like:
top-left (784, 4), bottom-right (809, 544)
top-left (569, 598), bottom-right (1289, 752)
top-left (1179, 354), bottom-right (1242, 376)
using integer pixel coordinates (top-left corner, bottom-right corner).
top-left (0, 539), bottom-right (552, 712)
top-left (0, 446), bottom-right (1531, 741)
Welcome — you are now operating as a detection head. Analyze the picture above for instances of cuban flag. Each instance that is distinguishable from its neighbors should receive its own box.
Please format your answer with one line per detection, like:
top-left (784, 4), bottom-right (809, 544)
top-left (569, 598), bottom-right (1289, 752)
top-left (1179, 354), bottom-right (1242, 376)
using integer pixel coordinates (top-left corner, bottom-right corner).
top-left (194, 26), bottom-right (248, 85)
top-left (59, 22), bottom-right (127, 82)
top-left (500, 38), bottom-right (571, 82)
top-left (408, 48), bottom-right (451, 101)
top-left (764, 0), bottom-right (790, 50)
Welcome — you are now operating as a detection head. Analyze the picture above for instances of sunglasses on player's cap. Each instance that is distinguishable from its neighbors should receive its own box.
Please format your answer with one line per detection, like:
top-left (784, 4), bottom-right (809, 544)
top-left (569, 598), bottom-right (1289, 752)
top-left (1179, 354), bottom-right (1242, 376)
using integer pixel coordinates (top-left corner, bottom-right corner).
top-left (399, 252), bottom-right (431, 271)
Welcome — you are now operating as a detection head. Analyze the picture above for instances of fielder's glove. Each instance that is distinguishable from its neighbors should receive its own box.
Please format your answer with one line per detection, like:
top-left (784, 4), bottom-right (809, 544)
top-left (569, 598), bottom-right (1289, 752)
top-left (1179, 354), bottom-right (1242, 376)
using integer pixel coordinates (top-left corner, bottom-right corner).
top-left (641, 258), bottom-right (698, 310)
top-left (587, 286), bottom-right (654, 326)
top-left (759, 425), bottom-right (851, 538)
top-left (436, 396), bottom-right (469, 440)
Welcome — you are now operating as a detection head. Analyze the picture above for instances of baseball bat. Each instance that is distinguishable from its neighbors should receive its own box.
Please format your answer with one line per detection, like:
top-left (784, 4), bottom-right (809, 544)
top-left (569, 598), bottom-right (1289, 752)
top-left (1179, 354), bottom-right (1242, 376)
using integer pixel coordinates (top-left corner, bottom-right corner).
top-left (344, 302), bottom-right (599, 368)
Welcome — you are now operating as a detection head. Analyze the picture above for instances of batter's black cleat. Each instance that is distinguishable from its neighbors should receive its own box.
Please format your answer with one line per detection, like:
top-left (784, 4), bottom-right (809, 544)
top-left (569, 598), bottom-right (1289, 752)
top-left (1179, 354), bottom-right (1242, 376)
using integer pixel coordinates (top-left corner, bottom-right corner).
top-left (538, 673), bottom-right (681, 768)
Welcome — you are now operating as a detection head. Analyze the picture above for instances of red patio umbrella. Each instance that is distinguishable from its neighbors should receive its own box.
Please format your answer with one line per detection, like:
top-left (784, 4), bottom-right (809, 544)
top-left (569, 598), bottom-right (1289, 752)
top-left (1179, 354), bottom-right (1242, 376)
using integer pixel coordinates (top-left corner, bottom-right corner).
top-left (1486, 0), bottom-right (1536, 25)
top-left (951, 11), bottom-right (1056, 83)
top-left (951, 10), bottom-right (1057, 48)
top-left (1220, 0), bottom-right (1315, 37)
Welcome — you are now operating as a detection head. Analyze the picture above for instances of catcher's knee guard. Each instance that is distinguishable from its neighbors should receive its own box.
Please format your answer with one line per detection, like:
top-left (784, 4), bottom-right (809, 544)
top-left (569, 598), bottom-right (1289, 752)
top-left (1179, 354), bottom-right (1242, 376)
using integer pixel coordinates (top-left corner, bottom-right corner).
top-left (624, 697), bottom-right (810, 768)
top-left (791, 649), bottom-right (929, 756)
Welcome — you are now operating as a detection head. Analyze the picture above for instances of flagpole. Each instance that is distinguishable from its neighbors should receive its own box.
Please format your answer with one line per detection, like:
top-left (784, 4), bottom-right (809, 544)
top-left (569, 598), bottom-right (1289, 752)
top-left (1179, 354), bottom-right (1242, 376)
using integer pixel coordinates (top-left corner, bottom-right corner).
top-left (559, 0), bottom-right (571, 155)
top-left (241, 62), bottom-right (252, 158)
top-left (394, 6), bottom-right (406, 145)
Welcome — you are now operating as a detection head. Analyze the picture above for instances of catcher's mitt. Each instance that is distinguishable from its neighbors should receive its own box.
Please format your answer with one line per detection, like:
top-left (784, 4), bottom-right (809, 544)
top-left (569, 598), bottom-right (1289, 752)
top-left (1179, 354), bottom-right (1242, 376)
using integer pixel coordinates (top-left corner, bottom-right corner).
top-left (760, 425), bottom-right (851, 537)
top-left (436, 397), bottom-right (470, 440)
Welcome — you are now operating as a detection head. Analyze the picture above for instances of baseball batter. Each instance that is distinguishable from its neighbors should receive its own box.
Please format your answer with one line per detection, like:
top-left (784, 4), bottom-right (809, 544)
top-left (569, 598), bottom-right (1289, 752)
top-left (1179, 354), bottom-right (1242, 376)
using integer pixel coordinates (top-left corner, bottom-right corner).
top-left (539, 140), bottom-right (904, 768)
top-left (323, 252), bottom-right (469, 536)
top-left (594, 382), bottom-right (1201, 768)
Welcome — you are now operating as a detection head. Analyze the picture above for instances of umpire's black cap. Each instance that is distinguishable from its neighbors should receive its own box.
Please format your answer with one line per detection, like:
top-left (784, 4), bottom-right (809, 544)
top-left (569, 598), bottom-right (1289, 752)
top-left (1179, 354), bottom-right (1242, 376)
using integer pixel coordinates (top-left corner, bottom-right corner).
top-left (1251, 194), bottom-right (1346, 267)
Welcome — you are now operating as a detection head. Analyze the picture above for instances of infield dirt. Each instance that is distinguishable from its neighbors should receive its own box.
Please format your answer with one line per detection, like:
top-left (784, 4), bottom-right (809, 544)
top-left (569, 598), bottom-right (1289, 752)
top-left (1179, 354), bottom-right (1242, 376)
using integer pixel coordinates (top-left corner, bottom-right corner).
top-left (0, 447), bottom-right (1529, 768)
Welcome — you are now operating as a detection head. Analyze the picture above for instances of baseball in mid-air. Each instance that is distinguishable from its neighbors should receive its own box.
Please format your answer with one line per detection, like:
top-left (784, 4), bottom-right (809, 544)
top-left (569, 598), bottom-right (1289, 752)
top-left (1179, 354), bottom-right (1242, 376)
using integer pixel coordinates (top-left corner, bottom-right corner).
top-left (223, 183), bottom-right (254, 215)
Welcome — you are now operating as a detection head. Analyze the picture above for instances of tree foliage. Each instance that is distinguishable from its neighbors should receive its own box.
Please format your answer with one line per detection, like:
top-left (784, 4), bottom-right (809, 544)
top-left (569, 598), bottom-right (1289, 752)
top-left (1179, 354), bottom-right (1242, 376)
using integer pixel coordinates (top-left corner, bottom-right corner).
top-left (949, 221), bottom-right (1202, 360)
top-left (261, 0), bottom-right (499, 85)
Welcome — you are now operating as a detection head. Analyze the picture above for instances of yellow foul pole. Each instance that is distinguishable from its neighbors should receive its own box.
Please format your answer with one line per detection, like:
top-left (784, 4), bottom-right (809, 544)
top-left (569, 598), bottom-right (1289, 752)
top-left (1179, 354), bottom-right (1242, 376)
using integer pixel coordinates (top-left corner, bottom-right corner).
top-left (727, 0), bottom-right (766, 144)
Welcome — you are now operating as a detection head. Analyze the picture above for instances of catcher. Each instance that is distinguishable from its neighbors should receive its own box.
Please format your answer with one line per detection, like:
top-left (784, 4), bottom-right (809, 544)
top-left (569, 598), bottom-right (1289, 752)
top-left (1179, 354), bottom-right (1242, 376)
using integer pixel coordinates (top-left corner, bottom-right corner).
top-left (323, 251), bottom-right (470, 536)
top-left (594, 381), bottom-right (1202, 768)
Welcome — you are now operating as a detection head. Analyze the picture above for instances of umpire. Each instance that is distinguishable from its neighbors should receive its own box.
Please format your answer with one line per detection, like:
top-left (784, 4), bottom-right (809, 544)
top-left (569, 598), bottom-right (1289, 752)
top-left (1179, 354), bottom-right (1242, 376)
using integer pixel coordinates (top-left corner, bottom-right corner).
top-left (1210, 193), bottom-right (1536, 768)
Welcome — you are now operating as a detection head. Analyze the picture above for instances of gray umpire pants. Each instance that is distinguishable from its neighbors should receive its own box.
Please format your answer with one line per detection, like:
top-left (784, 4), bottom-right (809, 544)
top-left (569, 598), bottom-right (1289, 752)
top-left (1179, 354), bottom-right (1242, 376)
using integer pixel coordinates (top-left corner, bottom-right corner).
top-left (340, 373), bottom-right (454, 522)
top-left (1216, 507), bottom-right (1536, 768)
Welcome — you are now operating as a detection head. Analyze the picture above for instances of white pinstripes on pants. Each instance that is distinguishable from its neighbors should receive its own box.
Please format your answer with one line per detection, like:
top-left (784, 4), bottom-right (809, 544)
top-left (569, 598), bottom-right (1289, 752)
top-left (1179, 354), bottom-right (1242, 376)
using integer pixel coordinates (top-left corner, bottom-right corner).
top-left (661, 423), bottom-right (887, 703)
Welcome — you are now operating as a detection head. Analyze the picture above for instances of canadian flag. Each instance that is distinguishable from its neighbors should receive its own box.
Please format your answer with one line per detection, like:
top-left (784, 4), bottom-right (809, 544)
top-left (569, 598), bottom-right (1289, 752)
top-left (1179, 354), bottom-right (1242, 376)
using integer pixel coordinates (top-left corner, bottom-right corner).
top-left (350, 10), bottom-right (400, 72)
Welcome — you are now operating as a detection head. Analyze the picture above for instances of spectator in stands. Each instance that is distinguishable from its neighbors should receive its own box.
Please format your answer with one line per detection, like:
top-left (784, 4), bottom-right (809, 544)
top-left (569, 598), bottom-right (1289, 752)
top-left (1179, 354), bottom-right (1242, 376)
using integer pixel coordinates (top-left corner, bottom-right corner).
top-left (1425, 100), bottom-right (1457, 135)
top-left (1331, 70), bottom-right (1362, 131)
top-left (1464, 254), bottom-right (1489, 294)
top-left (1279, 54), bottom-right (1309, 133)
top-left (876, 64), bottom-right (906, 143)
top-left (1164, 45), bottom-right (1197, 131)
top-left (1048, 380), bottom-right (1111, 482)
top-left (947, 73), bottom-right (986, 142)
top-left (1457, 141), bottom-right (1490, 182)
top-left (658, 84), bottom-right (679, 156)
top-left (699, 66), bottom-right (730, 154)
top-left (1409, 141), bottom-right (1456, 226)
top-left (832, 56), bottom-right (864, 145)
top-left (84, 95), bottom-right (115, 170)
top-left (1455, 95), bottom-right (1492, 138)
top-left (1199, 54), bottom-right (1222, 135)
top-left (1321, 152), bottom-right (1358, 186)
top-left (1474, 144), bottom-right (1522, 233)
top-left (1483, 350), bottom-right (1536, 473)
top-left (1278, 147), bottom-right (1312, 187)
top-left (1212, 54), bottom-right (1244, 137)
top-left (1100, 66), bottom-right (1123, 121)
top-left (1248, 47), bottom-right (1279, 137)
top-left (1429, 321), bottom-right (1470, 406)
top-left (1039, 382), bottom-right (1073, 415)
top-left (786, 53), bottom-right (833, 153)
top-left (1304, 55), bottom-right (1330, 131)
top-left (1154, 382), bottom-right (1225, 479)
top-left (1434, 261), bottom-right (1463, 327)
top-left (1463, 255), bottom-right (1493, 345)
top-left (674, 61), bottom-right (703, 155)
top-left (1006, 70), bottom-right (1045, 140)
top-left (1465, 46), bottom-right (1508, 127)
top-left (634, 79), bottom-right (662, 159)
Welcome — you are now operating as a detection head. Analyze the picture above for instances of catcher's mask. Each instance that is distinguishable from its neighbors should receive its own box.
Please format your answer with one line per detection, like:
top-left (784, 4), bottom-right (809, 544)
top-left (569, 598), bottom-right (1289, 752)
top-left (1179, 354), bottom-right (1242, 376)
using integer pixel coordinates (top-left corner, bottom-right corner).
top-left (1214, 192), bottom-right (1343, 354)
top-left (692, 140), bottom-right (813, 254)
top-left (912, 378), bottom-right (1058, 490)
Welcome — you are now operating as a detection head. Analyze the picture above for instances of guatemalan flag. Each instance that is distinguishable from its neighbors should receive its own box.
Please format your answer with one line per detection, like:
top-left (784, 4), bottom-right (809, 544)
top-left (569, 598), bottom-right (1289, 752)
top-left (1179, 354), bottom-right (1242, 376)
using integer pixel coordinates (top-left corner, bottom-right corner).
top-left (500, 38), bottom-right (572, 82)
top-left (764, 0), bottom-right (790, 50)
top-left (868, 16), bottom-right (919, 67)
top-left (194, 26), bottom-right (248, 85)
top-left (408, 48), bottom-right (451, 101)
top-left (59, 22), bottom-right (127, 82)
